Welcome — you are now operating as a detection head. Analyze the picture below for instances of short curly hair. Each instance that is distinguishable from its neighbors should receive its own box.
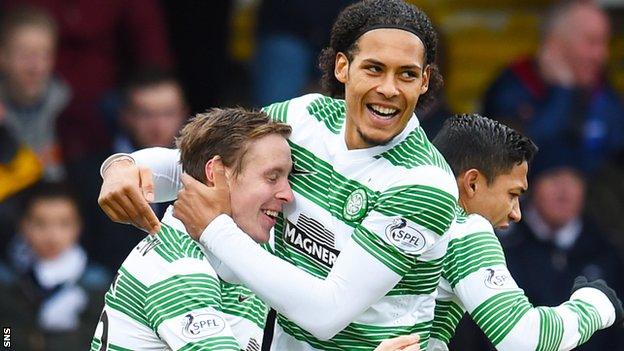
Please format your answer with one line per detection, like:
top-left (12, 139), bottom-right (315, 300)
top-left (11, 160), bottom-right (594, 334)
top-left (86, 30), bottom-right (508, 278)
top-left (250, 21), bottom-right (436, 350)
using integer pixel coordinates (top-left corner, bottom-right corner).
top-left (318, 0), bottom-right (442, 108)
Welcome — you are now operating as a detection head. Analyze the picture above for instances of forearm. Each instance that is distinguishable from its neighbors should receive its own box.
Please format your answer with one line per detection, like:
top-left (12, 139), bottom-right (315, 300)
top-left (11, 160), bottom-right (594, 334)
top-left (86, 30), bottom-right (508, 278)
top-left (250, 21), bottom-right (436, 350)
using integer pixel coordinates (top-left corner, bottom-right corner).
top-left (199, 215), bottom-right (402, 340)
top-left (491, 287), bottom-right (614, 351)
top-left (457, 267), bottom-right (615, 351)
top-left (131, 147), bottom-right (182, 202)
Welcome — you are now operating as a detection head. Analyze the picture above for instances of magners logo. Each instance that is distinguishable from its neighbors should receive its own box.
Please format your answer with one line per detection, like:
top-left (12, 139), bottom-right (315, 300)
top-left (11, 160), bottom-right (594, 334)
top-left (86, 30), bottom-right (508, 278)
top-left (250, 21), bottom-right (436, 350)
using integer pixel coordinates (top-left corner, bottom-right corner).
top-left (284, 214), bottom-right (340, 268)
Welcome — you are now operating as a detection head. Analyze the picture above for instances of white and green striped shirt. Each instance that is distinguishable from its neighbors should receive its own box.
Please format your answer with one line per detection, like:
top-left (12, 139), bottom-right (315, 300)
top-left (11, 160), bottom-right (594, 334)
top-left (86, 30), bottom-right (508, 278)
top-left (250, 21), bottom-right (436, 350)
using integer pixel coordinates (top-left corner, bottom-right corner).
top-left (428, 211), bottom-right (616, 351)
top-left (129, 93), bottom-right (459, 350)
top-left (90, 211), bottom-right (267, 351)
top-left (261, 94), bottom-right (458, 349)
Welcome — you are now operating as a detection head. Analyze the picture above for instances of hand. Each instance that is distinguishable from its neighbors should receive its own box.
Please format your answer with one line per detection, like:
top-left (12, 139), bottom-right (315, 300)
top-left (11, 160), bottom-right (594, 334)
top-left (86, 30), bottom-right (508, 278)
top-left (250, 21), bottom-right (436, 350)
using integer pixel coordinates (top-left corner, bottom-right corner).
top-left (572, 276), bottom-right (624, 326)
top-left (98, 159), bottom-right (160, 234)
top-left (173, 156), bottom-right (231, 240)
top-left (538, 44), bottom-right (575, 88)
top-left (374, 334), bottom-right (420, 351)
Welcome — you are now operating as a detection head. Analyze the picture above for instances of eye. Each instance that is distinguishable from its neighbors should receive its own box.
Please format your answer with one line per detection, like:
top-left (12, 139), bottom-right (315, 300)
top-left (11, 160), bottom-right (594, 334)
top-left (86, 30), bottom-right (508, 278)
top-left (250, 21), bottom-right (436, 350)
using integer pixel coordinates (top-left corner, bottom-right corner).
top-left (267, 174), bottom-right (278, 183)
top-left (400, 70), bottom-right (418, 80)
top-left (366, 65), bottom-right (382, 73)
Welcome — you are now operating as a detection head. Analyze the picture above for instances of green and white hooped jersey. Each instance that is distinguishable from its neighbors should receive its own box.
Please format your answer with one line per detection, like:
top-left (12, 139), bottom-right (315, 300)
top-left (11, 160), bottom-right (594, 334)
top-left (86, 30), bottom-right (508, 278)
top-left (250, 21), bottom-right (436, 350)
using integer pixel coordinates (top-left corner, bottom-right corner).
top-left (263, 94), bottom-right (459, 350)
top-left (428, 212), bottom-right (613, 351)
top-left (90, 213), bottom-right (268, 351)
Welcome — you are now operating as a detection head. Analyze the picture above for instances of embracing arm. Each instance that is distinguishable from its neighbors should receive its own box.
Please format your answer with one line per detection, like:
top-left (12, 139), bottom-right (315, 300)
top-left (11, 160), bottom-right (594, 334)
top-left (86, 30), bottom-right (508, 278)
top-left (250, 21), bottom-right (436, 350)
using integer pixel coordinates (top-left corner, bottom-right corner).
top-left (199, 214), bottom-right (403, 340)
top-left (191, 177), bottom-right (457, 340)
top-left (446, 230), bottom-right (621, 351)
top-left (98, 148), bottom-right (182, 233)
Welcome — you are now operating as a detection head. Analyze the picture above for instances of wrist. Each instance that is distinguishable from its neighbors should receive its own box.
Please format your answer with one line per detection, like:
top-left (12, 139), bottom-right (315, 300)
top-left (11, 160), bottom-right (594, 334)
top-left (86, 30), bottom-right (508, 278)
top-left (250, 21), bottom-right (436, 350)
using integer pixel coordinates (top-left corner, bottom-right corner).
top-left (100, 153), bottom-right (135, 178)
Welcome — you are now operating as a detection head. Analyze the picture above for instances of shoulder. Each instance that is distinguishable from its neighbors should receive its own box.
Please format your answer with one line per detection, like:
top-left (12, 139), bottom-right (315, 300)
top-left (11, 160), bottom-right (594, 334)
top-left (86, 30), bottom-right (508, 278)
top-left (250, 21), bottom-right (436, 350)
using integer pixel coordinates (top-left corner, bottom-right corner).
top-left (377, 126), bottom-right (452, 169)
top-left (263, 93), bottom-right (346, 134)
top-left (388, 165), bottom-right (458, 197)
top-left (448, 214), bottom-right (495, 241)
top-left (119, 229), bottom-right (218, 289)
top-left (263, 93), bottom-right (329, 120)
top-left (372, 163), bottom-right (459, 220)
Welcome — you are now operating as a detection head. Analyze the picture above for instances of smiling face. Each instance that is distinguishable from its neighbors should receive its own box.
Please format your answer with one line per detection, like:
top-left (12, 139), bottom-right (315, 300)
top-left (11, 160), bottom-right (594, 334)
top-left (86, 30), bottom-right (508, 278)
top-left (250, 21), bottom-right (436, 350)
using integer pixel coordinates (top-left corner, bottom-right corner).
top-left (335, 28), bottom-right (430, 149)
top-left (461, 161), bottom-right (528, 229)
top-left (226, 134), bottom-right (294, 243)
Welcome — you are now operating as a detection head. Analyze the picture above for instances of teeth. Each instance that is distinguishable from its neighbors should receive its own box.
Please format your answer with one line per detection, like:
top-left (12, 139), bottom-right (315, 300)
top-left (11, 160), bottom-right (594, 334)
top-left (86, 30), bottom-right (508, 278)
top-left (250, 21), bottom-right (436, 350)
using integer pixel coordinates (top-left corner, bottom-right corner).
top-left (370, 104), bottom-right (398, 116)
top-left (263, 210), bottom-right (279, 218)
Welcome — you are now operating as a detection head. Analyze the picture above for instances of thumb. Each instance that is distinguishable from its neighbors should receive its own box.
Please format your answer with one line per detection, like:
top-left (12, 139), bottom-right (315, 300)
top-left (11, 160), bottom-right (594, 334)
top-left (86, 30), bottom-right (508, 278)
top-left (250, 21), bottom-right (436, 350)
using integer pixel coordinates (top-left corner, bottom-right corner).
top-left (139, 166), bottom-right (154, 202)
top-left (212, 156), bottom-right (228, 189)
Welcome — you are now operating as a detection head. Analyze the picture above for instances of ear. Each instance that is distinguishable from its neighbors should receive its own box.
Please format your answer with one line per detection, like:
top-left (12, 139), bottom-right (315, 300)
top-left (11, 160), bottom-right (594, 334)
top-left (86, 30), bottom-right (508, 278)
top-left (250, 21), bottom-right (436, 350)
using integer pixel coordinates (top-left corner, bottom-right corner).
top-left (420, 65), bottom-right (431, 94)
top-left (204, 158), bottom-right (216, 186)
top-left (204, 156), bottom-right (232, 187)
top-left (460, 169), bottom-right (481, 199)
top-left (334, 52), bottom-right (349, 84)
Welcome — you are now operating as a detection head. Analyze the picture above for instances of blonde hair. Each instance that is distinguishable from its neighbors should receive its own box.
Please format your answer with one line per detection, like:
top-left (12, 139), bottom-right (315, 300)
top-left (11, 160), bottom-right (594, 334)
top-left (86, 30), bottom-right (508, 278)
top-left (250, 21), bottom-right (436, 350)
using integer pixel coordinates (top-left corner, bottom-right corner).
top-left (176, 107), bottom-right (291, 182)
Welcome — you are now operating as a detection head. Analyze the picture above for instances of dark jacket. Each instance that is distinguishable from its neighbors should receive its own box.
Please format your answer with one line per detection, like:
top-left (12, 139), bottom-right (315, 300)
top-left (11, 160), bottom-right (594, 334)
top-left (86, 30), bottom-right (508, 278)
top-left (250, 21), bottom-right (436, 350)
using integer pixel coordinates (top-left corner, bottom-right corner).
top-left (483, 57), bottom-right (624, 174)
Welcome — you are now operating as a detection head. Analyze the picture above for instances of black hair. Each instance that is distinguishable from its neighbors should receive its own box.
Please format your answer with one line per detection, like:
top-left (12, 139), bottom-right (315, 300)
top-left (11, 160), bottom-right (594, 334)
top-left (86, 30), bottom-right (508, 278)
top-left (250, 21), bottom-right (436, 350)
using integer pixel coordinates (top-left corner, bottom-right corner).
top-left (122, 66), bottom-right (185, 107)
top-left (433, 114), bottom-right (538, 183)
top-left (318, 0), bottom-right (442, 107)
top-left (19, 181), bottom-right (80, 220)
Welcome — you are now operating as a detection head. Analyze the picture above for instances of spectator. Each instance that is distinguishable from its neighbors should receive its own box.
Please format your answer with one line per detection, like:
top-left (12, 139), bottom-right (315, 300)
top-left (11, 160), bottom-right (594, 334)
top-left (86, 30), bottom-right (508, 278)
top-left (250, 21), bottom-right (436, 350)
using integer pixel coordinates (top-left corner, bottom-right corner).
top-left (87, 68), bottom-right (188, 273)
top-left (482, 0), bottom-right (624, 175)
top-left (0, 5), bottom-right (69, 180)
top-left (0, 100), bottom-right (42, 260)
top-left (252, 0), bottom-right (355, 107)
top-left (5, 0), bottom-right (173, 162)
top-left (500, 144), bottom-right (624, 350)
top-left (115, 68), bottom-right (188, 153)
top-left (0, 181), bottom-right (109, 350)
top-left (0, 109), bottom-right (42, 202)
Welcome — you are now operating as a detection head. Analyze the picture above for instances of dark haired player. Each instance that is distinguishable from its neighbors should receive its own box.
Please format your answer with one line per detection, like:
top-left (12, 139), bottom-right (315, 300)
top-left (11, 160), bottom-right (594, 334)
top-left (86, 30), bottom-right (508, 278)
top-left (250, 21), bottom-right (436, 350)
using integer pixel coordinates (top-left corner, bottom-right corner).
top-left (101, 0), bottom-right (455, 349)
top-left (428, 115), bottom-right (623, 350)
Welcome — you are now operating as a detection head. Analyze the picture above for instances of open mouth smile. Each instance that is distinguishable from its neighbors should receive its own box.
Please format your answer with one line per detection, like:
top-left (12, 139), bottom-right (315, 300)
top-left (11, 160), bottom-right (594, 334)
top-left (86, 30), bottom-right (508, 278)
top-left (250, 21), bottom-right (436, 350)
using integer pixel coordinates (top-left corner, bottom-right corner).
top-left (366, 104), bottom-right (400, 120)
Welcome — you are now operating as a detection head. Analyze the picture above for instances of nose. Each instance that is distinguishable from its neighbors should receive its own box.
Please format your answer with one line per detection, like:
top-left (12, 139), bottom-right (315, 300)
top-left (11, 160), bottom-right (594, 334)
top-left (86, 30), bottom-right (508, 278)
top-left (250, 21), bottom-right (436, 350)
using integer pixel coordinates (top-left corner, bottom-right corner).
top-left (277, 180), bottom-right (295, 203)
top-left (376, 75), bottom-right (399, 98)
top-left (509, 200), bottom-right (522, 223)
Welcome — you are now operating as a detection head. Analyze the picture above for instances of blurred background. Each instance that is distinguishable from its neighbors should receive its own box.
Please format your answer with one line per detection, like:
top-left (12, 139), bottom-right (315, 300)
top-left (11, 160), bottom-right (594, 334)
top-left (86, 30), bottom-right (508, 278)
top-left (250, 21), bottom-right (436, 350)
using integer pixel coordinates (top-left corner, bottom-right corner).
top-left (0, 0), bottom-right (623, 350)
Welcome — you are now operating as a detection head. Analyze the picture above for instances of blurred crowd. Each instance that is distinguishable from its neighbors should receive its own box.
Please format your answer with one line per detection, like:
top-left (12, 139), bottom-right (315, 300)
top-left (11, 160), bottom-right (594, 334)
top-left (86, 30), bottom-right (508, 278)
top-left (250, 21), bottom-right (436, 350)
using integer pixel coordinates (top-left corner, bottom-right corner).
top-left (0, 0), bottom-right (623, 350)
